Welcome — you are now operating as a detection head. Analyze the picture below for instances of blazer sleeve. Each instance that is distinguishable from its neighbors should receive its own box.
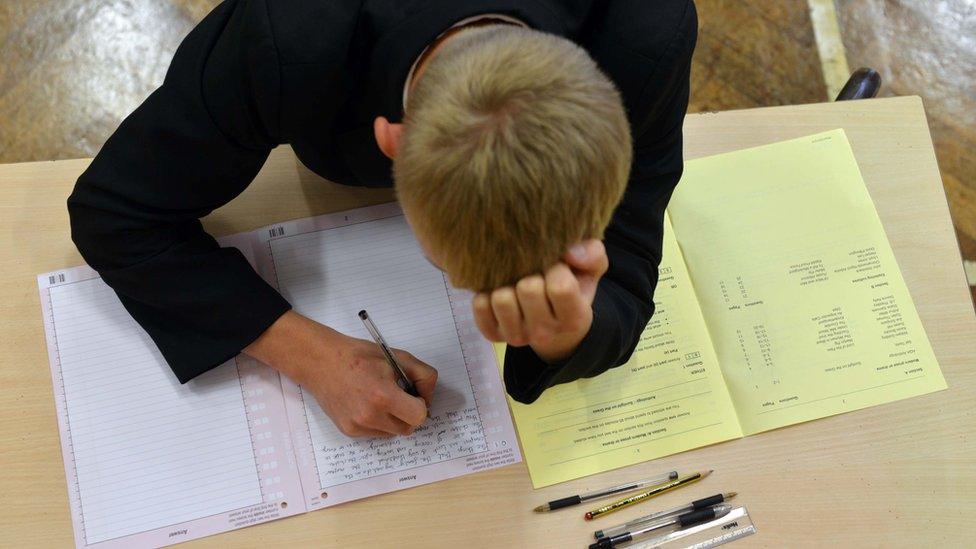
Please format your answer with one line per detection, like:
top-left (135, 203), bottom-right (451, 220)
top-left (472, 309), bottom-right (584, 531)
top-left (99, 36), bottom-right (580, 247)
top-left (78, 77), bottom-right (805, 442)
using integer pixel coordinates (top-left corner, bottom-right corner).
top-left (67, 0), bottom-right (292, 383)
top-left (504, 0), bottom-right (697, 403)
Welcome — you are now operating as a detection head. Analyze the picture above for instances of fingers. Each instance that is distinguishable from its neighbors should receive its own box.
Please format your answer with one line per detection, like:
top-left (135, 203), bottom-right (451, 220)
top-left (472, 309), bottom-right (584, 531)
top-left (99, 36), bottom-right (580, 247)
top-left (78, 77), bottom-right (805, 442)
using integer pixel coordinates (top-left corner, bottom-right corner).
top-left (516, 275), bottom-right (556, 344)
top-left (393, 350), bottom-right (439, 409)
top-left (339, 349), bottom-right (431, 437)
top-left (343, 426), bottom-right (393, 438)
top-left (355, 385), bottom-right (425, 436)
top-left (477, 265), bottom-right (590, 349)
top-left (472, 293), bottom-right (503, 341)
top-left (544, 263), bottom-right (587, 330)
top-left (471, 248), bottom-right (602, 353)
top-left (383, 386), bottom-right (428, 428)
top-left (340, 416), bottom-right (409, 438)
top-left (491, 287), bottom-right (527, 346)
top-left (372, 412), bottom-right (417, 436)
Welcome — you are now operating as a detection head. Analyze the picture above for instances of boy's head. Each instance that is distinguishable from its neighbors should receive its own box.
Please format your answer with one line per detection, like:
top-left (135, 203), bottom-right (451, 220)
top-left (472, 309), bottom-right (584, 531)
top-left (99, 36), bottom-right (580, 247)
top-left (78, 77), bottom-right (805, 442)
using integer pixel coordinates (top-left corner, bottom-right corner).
top-left (376, 25), bottom-right (632, 292)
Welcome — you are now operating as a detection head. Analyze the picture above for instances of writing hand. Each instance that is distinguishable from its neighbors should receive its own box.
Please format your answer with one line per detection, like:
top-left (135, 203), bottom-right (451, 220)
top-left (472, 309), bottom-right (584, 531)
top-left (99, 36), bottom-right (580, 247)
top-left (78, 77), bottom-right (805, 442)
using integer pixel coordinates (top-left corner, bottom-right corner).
top-left (245, 311), bottom-right (437, 437)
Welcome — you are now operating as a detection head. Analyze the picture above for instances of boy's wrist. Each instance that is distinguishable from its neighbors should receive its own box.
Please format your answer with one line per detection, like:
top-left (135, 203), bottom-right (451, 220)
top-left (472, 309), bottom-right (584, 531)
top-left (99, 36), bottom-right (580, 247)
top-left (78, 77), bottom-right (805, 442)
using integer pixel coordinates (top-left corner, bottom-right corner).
top-left (244, 311), bottom-right (335, 383)
top-left (531, 319), bottom-right (591, 364)
top-left (244, 311), bottom-right (294, 372)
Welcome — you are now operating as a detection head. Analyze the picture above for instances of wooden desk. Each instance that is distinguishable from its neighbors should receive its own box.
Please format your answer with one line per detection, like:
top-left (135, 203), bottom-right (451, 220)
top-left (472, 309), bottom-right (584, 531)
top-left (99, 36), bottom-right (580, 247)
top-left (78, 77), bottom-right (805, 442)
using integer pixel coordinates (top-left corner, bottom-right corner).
top-left (1, 96), bottom-right (973, 547)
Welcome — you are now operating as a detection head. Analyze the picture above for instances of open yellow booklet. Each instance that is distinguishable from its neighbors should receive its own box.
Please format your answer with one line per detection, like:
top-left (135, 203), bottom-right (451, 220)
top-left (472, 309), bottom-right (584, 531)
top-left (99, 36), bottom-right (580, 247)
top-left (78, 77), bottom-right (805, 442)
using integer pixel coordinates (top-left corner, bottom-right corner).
top-left (502, 130), bottom-right (947, 488)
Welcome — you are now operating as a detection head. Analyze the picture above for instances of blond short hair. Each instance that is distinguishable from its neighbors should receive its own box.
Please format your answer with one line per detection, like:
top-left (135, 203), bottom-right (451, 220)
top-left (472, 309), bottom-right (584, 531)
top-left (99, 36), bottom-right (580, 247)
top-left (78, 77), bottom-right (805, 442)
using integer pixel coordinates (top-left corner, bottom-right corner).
top-left (395, 25), bottom-right (632, 292)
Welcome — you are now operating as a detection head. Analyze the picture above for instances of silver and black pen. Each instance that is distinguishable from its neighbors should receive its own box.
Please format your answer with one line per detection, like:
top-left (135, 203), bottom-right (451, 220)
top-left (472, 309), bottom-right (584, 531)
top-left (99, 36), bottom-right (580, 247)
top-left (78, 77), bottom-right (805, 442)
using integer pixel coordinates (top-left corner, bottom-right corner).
top-left (358, 309), bottom-right (420, 398)
top-left (594, 492), bottom-right (737, 540)
top-left (589, 505), bottom-right (733, 549)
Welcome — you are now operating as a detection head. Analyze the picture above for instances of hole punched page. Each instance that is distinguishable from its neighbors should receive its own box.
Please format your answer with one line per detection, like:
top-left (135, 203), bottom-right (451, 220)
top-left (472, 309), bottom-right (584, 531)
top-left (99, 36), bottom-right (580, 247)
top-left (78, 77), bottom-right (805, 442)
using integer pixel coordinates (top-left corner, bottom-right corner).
top-left (37, 204), bottom-right (519, 547)
top-left (47, 278), bottom-right (262, 545)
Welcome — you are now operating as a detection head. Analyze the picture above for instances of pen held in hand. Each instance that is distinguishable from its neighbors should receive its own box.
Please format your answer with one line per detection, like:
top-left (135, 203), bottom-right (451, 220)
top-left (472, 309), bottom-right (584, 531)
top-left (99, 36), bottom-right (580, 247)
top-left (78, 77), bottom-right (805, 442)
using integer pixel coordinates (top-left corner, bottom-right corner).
top-left (584, 470), bottom-right (712, 520)
top-left (358, 309), bottom-right (420, 398)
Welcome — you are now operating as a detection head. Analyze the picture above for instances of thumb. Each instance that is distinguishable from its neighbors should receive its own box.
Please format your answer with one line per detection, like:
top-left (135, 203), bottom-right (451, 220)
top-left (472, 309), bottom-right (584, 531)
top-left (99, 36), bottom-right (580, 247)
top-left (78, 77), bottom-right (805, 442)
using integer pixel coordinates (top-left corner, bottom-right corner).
top-left (564, 239), bottom-right (607, 272)
top-left (563, 240), bottom-right (608, 299)
top-left (394, 350), bottom-right (438, 406)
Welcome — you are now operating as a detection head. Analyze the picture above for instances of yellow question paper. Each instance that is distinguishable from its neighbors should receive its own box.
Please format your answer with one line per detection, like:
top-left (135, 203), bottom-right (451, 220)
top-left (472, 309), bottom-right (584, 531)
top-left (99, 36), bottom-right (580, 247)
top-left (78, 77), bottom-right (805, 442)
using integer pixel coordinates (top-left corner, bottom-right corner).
top-left (498, 217), bottom-right (743, 488)
top-left (502, 130), bottom-right (945, 487)
top-left (668, 129), bottom-right (946, 434)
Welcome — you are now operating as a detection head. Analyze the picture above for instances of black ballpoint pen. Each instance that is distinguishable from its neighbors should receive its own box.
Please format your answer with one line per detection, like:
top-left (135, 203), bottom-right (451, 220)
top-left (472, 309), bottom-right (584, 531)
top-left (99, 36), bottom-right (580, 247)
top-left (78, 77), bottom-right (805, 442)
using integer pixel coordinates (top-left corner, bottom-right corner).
top-left (589, 505), bottom-right (733, 549)
top-left (594, 492), bottom-right (737, 539)
top-left (533, 471), bottom-right (679, 513)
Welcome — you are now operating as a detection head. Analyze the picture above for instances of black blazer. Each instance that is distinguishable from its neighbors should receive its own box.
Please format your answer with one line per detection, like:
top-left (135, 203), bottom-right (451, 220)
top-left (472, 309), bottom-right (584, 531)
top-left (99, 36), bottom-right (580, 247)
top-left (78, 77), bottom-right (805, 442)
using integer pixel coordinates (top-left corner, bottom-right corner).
top-left (68, 0), bottom-right (698, 404)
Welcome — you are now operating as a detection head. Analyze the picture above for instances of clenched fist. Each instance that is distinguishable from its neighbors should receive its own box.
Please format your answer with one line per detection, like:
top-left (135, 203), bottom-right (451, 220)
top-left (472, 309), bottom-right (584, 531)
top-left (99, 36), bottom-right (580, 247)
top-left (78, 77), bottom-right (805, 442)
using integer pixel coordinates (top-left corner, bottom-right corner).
top-left (472, 239), bottom-right (607, 363)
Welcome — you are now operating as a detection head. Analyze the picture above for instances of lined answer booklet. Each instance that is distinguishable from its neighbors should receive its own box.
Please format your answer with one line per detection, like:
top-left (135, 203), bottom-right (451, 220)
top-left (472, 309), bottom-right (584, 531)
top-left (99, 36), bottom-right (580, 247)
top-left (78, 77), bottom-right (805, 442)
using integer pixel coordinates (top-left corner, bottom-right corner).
top-left (504, 130), bottom-right (947, 487)
top-left (38, 203), bottom-right (519, 548)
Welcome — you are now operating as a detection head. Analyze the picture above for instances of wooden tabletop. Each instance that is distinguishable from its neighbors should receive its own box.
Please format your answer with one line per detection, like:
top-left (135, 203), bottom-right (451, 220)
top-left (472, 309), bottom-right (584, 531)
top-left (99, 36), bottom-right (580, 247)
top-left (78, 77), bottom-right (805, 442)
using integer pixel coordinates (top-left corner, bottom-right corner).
top-left (1, 96), bottom-right (973, 547)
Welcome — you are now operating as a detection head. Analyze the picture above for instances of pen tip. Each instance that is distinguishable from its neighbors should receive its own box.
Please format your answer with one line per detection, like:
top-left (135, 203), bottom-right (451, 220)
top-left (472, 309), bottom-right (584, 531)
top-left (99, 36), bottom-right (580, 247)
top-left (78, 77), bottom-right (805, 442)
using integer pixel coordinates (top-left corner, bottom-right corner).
top-left (701, 469), bottom-right (713, 478)
top-left (584, 512), bottom-right (593, 521)
top-left (533, 505), bottom-right (546, 513)
top-left (727, 492), bottom-right (737, 499)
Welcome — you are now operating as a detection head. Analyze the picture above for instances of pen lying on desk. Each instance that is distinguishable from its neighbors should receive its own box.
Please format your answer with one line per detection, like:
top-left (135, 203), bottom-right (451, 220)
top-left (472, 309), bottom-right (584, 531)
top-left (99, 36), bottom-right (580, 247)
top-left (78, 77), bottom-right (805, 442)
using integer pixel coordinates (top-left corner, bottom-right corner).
top-left (584, 470), bottom-right (711, 520)
top-left (593, 492), bottom-right (737, 540)
top-left (533, 471), bottom-right (679, 512)
top-left (589, 505), bottom-right (733, 549)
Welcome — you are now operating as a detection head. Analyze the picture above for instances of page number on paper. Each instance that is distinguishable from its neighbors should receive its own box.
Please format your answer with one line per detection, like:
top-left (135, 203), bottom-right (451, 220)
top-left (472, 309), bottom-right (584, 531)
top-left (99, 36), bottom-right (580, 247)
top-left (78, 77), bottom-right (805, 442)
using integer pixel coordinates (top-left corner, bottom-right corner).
top-left (48, 273), bottom-right (66, 285)
top-left (268, 226), bottom-right (285, 238)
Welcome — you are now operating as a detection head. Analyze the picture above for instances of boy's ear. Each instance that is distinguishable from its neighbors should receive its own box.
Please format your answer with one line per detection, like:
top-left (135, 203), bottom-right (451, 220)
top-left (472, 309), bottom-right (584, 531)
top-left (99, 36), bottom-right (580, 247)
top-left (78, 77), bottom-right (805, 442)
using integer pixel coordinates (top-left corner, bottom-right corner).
top-left (374, 116), bottom-right (404, 160)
